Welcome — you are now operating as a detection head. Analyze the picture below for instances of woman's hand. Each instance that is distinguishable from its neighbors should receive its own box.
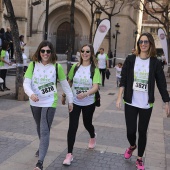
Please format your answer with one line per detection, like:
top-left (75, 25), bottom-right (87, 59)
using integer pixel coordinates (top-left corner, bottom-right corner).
top-left (68, 103), bottom-right (73, 112)
top-left (165, 102), bottom-right (170, 117)
top-left (116, 97), bottom-right (122, 109)
top-left (61, 95), bottom-right (66, 105)
top-left (30, 94), bottom-right (39, 102)
top-left (77, 92), bottom-right (87, 99)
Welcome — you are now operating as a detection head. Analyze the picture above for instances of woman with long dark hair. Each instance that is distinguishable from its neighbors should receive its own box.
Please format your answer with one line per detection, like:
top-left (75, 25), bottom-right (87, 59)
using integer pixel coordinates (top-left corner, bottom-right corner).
top-left (23, 40), bottom-right (73, 170)
top-left (116, 32), bottom-right (170, 170)
top-left (62, 44), bottom-right (101, 166)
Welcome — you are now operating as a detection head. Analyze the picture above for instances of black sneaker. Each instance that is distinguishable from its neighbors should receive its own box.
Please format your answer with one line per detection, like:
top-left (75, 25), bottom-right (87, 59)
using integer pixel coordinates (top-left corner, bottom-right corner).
top-left (35, 150), bottom-right (39, 157)
top-left (34, 160), bottom-right (43, 170)
top-left (4, 87), bottom-right (10, 91)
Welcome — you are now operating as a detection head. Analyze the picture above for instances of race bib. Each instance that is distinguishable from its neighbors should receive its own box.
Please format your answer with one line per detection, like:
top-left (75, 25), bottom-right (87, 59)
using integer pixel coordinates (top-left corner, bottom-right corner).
top-left (38, 82), bottom-right (57, 97)
top-left (73, 87), bottom-right (89, 96)
top-left (133, 79), bottom-right (148, 92)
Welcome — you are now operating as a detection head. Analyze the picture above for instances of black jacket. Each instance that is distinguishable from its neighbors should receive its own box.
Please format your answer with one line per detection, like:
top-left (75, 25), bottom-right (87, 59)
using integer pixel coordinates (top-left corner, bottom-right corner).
top-left (120, 54), bottom-right (170, 103)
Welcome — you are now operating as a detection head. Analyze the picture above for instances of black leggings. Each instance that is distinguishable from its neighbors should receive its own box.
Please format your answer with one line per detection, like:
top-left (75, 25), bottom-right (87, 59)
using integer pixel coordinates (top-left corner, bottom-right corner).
top-left (67, 103), bottom-right (96, 153)
top-left (0, 69), bottom-right (7, 88)
top-left (99, 68), bottom-right (106, 86)
top-left (125, 104), bottom-right (152, 157)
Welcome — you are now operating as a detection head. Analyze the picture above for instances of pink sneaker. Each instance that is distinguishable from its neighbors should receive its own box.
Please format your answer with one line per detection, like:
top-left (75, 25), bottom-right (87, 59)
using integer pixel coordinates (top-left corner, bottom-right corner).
top-left (63, 153), bottom-right (73, 166)
top-left (136, 159), bottom-right (145, 170)
top-left (88, 133), bottom-right (97, 149)
top-left (124, 145), bottom-right (136, 159)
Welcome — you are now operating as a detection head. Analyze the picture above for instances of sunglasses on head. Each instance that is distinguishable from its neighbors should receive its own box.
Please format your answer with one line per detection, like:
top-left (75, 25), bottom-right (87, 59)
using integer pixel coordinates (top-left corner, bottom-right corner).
top-left (81, 50), bottom-right (90, 53)
top-left (139, 40), bottom-right (149, 45)
top-left (40, 49), bottom-right (51, 54)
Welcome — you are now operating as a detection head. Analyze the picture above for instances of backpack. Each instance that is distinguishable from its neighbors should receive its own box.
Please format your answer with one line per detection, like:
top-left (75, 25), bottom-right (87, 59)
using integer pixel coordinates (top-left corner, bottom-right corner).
top-left (32, 61), bottom-right (58, 85)
top-left (73, 64), bottom-right (101, 107)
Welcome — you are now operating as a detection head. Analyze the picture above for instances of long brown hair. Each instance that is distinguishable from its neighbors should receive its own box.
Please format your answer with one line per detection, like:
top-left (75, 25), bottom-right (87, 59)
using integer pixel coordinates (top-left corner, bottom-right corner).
top-left (79, 44), bottom-right (98, 67)
top-left (32, 40), bottom-right (57, 64)
top-left (135, 32), bottom-right (157, 57)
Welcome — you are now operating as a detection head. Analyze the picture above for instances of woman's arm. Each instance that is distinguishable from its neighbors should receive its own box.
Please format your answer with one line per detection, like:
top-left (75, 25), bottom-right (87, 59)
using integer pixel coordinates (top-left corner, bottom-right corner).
top-left (116, 87), bottom-right (124, 109)
top-left (60, 79), bottom-right (73, 104)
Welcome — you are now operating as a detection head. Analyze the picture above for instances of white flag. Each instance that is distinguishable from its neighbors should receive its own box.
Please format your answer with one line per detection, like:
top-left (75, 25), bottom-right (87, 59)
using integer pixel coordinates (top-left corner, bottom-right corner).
top-left (93, 19), bottom-right (110, 54)
top-left (158, 28), bottom-right (168, 63)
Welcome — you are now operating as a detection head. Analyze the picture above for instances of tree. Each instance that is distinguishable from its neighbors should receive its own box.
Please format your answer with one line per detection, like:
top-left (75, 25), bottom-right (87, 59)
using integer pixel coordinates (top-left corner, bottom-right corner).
top-left (4, 0), bottom-right (24, 99)
top-left (132, 0), bottom-right (170, 63)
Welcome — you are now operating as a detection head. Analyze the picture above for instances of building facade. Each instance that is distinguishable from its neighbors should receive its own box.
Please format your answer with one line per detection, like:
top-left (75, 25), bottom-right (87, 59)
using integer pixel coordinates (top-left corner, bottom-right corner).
top-left (0, 0), bottom-right (142, 60)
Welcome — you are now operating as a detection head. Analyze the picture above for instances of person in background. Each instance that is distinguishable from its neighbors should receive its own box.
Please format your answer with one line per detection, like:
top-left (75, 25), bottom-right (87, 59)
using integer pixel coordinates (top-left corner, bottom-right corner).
top-left (0, 28), bottom-right (6, 48)
top-left (62, 44), bottom-right (101, 166)
top-left (19, 35), bottom-right (27, 72)
top-left (116, 32), bottom-right (170, 170)
top-left (0, 41), bottom-right (11, 91)
top-left (5, 27), bottom-right (14, 59)
top-left (23, 40), bottom-right (73, 170)
top-left (97, 48), bottom-right (109, 86)
top-left (114, 62), bottom-right (123, 87)
top-left (19, 35), bottom-right (26, 48)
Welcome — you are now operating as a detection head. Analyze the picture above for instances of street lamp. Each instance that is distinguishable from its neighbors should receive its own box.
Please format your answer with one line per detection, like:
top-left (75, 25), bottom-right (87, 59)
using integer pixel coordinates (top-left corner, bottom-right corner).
top-left (95, 8), bottom-right (102, 27)
top-left (32, 0), bottom-right (41, 6)
top-left (113, 23), bottom-right (120, 67)
top-left (134, 30), bottom-right (138, 48)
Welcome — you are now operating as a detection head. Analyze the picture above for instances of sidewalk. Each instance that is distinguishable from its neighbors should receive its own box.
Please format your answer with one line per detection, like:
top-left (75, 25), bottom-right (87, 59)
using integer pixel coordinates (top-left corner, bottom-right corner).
top-left (0, 64), bottom-right (169, 170)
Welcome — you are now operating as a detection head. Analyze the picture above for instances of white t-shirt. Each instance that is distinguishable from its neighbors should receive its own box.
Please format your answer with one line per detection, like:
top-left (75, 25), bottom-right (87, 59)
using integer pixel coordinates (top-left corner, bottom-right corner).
top-left (68, 64), bottom-right (101, 106)
top-left (115, 66), bottom-right (122, 78)
top-left (127, 56), bottom-right (150, 109)
top-left (97, 53), bottom-right (108, 69)
top-left (24, 62), bottom-right (66, 108)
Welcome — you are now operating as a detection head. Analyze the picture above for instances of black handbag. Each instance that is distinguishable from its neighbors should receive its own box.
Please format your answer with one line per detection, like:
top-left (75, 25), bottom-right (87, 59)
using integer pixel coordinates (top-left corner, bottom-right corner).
top-left (106, 69), bottom-right (110, 79)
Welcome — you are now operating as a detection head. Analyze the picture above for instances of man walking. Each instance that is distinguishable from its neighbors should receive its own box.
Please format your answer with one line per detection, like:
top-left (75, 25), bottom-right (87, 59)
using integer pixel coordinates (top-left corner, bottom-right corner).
top-left (97, 48), bottom-right (109, 86)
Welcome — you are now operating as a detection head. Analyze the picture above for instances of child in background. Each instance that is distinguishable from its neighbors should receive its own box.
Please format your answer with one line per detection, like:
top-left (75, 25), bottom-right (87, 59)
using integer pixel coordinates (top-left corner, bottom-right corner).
top-left (114, 63), bottom-right (123, 87)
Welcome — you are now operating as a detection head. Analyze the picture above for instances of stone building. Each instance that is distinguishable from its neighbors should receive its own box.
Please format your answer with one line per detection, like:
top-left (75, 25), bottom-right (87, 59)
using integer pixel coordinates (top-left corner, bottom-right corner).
top-left (0, 0), bottom-right (143, 60)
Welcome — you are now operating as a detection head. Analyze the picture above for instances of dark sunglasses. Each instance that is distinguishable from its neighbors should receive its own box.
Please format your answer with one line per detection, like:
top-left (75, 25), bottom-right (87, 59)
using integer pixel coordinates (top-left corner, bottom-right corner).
top-left (81, 50), bottom-right (90, 53)
top-left (40, 49), bottom-right (51, 54)
top-left (138, 40), bottom-right (149, 45)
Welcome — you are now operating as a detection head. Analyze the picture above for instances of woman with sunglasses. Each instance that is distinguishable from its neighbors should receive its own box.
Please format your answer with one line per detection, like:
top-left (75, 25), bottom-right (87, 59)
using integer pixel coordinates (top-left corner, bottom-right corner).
top-left (62, 44), bottom-right (101, 166)
top-left (23, 40), bottom-right (73, 170)
top-left (116, 32), bottom-right (170, 170)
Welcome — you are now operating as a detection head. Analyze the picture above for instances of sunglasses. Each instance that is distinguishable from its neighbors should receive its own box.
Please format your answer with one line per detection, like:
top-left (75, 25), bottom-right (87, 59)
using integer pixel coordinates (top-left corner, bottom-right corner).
top-left (81, 50), bottom-right (90, 53)
top-left (40, 49), bottom-right (51, 54)
top-left (138, 40), bottom-right (149, 45)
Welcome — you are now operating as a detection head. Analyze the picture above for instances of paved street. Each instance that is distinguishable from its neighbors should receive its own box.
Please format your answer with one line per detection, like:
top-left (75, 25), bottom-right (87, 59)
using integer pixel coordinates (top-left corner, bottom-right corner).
top-left (0, 63), bottom-right (170, 170)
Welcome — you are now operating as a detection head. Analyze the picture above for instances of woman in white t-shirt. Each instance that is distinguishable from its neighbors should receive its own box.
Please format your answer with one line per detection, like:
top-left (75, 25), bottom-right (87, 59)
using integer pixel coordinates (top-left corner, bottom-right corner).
top-left (116, 33), bottom-right (170, 170)
top-left (23, 40), bottom-right (73, 170)
top-left (62, 44), bottom-right (101, 166)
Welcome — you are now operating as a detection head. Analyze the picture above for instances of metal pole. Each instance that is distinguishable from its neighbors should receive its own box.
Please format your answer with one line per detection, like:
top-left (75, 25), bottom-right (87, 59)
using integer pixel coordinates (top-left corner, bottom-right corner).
top-left (44, 0), bottom-right (49, 40)
top-left (113, 30), bottom-right (118, 67)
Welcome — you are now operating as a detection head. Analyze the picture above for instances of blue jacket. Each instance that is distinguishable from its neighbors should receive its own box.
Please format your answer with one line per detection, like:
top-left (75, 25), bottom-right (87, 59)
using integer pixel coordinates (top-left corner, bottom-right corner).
top-left (120, 54), bottom-right (169, 103)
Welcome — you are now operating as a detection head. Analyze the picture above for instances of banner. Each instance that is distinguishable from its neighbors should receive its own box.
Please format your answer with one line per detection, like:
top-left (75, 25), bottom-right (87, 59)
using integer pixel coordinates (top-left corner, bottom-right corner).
top-left (93, 19), bottom-right (110, 54)
top-left (158, 28), bottom-right (168, 63)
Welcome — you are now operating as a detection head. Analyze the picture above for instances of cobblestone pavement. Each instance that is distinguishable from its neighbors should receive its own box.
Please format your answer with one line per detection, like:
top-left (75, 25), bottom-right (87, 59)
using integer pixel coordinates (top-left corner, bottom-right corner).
top-left (0, 63), bottom-right (170, 170)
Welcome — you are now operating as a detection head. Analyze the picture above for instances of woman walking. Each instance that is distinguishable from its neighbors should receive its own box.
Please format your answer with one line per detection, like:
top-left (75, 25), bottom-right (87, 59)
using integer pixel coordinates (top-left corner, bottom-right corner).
top-left (62, 44), bottom-right (101, 166)
top-left (116, 32), bottom-right (170, 170)
top-left (23, 40), bottom-right (73, 170)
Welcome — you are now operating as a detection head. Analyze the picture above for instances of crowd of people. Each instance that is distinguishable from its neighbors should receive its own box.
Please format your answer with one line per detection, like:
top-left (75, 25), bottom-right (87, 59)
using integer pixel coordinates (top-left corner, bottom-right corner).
top-left (0, 31), bottom-right (169, 170)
